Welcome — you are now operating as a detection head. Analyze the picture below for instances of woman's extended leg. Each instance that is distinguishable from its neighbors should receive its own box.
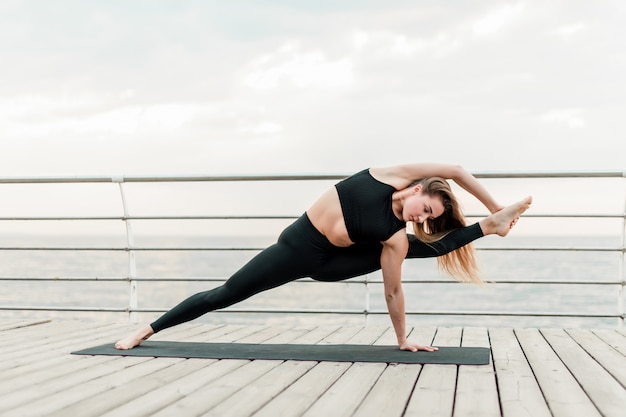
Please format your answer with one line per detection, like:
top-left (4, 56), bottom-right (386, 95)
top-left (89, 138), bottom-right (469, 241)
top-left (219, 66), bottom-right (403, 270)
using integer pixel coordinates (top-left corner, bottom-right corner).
top-left (311, 223), bottom-right (483, 282)
top-left (311, 197), bottom-right (531, 282)
top-left (116, 214), bottom-right (335, 349)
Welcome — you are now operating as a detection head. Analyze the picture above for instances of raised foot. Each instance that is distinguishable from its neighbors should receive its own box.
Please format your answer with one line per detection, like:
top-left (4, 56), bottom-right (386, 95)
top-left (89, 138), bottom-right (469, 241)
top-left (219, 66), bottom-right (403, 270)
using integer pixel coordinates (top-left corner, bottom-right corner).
top-left (487, 196), bottom-right (532, 237)
top-left (114, 325), bottom-right (154, 350)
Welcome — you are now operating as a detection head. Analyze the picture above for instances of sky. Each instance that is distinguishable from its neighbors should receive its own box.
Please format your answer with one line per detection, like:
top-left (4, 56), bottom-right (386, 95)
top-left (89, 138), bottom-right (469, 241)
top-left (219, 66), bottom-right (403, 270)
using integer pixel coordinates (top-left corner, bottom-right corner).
top-left (1, 0), bottom-right (625, 178)
top-left (0, 0), bottom-right (625, 239)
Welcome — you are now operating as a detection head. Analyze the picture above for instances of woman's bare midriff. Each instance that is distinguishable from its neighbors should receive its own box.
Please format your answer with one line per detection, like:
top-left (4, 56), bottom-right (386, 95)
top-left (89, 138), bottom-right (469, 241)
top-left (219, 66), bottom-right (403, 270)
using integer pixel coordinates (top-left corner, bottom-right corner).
top-left (306, 187), bottom-right (354, 247)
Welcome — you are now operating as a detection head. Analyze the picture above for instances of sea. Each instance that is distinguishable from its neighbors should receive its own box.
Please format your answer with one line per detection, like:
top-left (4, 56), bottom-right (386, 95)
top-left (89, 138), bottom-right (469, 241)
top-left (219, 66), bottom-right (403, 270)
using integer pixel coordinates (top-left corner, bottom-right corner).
top-left (0, 233), bottom-right (624, 330)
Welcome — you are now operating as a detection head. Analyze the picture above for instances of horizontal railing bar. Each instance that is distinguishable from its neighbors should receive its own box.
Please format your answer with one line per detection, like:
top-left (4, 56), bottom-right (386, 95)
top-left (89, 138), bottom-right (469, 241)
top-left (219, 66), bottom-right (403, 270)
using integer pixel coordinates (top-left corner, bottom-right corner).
top-left (0, 174), bottom-right (348, 184)
top-left (0, 213), bottom-right (624, 221)
top-left (0, 246), bottom-right (622, 252)
top-left (472, 170), bottom-right (626, 179)
top-left (0, 306), bottom-right (129, 312)
top-left (0, 276), bottom-right (623, 285)
top-left (0, 277), bottom-right (129, 282)
top-left (0, 170), bottom-right (624, 184)
top-left (478, 247), bottom-right (625, 252)
top-left (390, 311), bottom-right (623, 318)
top-left (0, 215), bottom-right (299, 221)
top-left (1, 305), bottom-right (621, 319)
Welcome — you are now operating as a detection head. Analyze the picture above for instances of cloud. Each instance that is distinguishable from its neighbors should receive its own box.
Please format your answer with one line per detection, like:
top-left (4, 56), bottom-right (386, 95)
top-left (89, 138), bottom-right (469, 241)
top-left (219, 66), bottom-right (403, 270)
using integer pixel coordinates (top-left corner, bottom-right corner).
top-left (555, 23), bottom-right (587, 38)
top-left (351, 29), bottom-right (460, 59)
top-left (243, 41), bottom-right (354, 89)
top-left (539, 108), bottom-right (587, 129)
top-left (473, 2), bottom-right (526, 35)
top-left (1, 1), bottom-right (624, 178)
top-left (237, 121), bottom-right (283, 135)
top-left (5, 106), bottom-right (142, 136)
top-left (1, 95), bottom-right (211, 137)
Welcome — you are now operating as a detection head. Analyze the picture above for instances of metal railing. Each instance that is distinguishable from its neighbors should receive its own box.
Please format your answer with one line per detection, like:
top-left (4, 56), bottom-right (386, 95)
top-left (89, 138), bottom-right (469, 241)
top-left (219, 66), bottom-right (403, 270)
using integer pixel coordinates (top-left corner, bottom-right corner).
top-left (0, 170), bottom-right (624, 328)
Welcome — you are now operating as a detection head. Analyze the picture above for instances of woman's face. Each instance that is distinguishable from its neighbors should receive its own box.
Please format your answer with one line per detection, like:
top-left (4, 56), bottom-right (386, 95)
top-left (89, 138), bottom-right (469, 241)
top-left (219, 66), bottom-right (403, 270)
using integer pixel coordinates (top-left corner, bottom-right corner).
top-left (402, 189), bottom-right (445, 223)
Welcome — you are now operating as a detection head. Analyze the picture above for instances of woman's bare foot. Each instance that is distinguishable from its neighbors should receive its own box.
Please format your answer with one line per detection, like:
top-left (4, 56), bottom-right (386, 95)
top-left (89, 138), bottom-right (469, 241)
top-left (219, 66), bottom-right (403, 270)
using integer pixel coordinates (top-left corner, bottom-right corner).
top-left (115, 325), bottom-right (154, 350)
top-left (480, 196), bottom-right (532, 237)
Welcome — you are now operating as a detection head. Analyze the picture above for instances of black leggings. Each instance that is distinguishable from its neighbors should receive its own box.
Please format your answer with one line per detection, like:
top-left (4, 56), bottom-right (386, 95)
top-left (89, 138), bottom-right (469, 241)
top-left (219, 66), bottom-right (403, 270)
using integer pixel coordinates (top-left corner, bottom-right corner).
top-left (150, 214), bottom-right (483, 333)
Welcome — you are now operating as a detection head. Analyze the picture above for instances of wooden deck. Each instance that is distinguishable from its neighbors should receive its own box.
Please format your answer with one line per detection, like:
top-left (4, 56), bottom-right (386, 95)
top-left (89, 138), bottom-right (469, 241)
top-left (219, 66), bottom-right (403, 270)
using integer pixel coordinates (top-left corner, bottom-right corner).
top-left (0, 320), bottom-right (624, 417)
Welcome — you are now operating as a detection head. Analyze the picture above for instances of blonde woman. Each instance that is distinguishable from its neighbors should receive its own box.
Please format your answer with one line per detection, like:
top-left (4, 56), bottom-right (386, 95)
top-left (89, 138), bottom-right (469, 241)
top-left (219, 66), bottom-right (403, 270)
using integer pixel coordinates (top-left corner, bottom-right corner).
top-left (116, 163), bottom-right (531, 352)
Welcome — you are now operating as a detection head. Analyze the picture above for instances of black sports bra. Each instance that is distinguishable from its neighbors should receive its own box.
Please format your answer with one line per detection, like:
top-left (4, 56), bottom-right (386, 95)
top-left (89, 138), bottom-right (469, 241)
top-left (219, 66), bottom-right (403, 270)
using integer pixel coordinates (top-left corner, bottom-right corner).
top-left (335, 169), bottom-right (406, 243)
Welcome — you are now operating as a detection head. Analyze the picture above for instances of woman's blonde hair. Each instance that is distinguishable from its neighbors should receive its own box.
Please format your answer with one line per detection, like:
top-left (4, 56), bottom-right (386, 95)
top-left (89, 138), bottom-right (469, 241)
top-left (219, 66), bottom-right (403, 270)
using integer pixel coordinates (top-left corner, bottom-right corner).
top-left (411, 177), bottom-right (483, 284)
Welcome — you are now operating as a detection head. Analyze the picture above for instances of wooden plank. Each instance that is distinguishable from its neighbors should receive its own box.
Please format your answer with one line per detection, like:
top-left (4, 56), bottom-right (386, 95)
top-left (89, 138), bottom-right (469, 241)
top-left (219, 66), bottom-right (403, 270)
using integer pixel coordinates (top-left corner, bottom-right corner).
top-left (413, 327), bottom-right (437, 346)
top-left (404, 327), bottom-right (460, 417)
top-left (318, 326), bottom-right (364, 344)
top-left (374, 326), bottom-right (400, 345)
top-left (14, 357), bottom-right (184, 417)
top-left (252, 325), bottom-right (379, 417)
top-left (345, 325), bottom-right (388, 345)
top-left (0, 323), bottom-right (127, 372)
top-left (489, 328), bottom-right (551, 417)
top-left (99, 359), bottom-right (248, 417)
top-left (0, 321), bottom-right (122, 351)
top-left (0, 321), bottom-right (112, 354)
top-left (0, 320), bottom-right (22, 331)
top-left (291, 326), bottom-right (341, 344)
top-left (204, 361), bottom-right (318, 417)
top-left (0, 320), bottom-right (75, 346)
top-left (353, 363), bottom-right (420, 417)
top-left (298, 324), bottom-right (409, 417)
top-left (0, 356), bottom-right (156, 414)
top-left (349, 327), bottom-right (431, 417)
top-left (48, 323), bottom-right (135, 353)
top-left (453, 327), bottom-right (500, 417)
top-left (566, 328), bottom-right (626, 386)
top-left (354, 327), bottom-right (436, 417)
top-left (301, 361), bottom-right (387, 417)
top-left (150, 360), bottom-right (281, 416)
top-left (431, 326), bottom-right (462, 346)
top-left (199, 324), bottom-right (268, 342)
top-left (235, 326), bottom-right (293, 343)
top-left (294, 325), bottom-right (400, 417)
top-left (0, 320), bottom-right (50, 332)
top-left (252, 361), bottom-right (352, 417)
top-left (0, 324), bottom-right (137, 385)
top-left (48, 358), bottom-right (210, 417)
top-left (515, 328), bottom-right (601, 417)
top-left (542, 328), bottom-right (626, 417)
top-left (0, 355), bottom-right (115, 397)
top-left (1, 352), bottom-right (104, 384)
top-left (261, 326), bottom-right (316, 343)
top-left (592, 329), bottom-right (626, 356)
top-left (354, 327), bottom-right (434, 417)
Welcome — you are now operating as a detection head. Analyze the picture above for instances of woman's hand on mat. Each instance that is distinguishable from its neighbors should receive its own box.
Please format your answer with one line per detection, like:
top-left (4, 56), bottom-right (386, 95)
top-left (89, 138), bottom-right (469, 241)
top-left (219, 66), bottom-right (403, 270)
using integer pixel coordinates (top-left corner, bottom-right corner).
top-left (399, 340), bottom-right (438, 352)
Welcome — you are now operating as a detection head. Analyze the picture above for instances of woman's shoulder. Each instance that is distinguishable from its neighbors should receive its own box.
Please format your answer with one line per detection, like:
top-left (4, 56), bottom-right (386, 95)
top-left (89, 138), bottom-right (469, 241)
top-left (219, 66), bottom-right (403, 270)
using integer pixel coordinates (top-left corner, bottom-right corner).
top-left (370, 163), bottom-right (463, 189)
top-left (368, 166), bottom-right (411, 190)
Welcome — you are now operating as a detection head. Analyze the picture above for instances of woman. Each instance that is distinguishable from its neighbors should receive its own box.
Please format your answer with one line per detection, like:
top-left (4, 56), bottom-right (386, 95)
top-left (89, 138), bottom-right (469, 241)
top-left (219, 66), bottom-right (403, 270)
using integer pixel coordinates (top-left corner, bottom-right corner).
top-left (116, 163), bottom-right (532, 352)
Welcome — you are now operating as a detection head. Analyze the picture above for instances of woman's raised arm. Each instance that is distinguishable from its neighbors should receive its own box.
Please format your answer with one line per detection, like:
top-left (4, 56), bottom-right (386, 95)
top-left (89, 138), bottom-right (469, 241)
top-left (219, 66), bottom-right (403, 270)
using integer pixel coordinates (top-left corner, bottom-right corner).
top-left (371, 163), bottom-right (502, 213)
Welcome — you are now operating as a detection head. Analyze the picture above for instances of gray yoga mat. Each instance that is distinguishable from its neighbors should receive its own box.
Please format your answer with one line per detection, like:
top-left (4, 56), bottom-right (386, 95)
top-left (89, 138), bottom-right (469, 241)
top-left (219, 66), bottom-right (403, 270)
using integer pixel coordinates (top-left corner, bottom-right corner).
top-left (72, 341), bottom-right (490, 365)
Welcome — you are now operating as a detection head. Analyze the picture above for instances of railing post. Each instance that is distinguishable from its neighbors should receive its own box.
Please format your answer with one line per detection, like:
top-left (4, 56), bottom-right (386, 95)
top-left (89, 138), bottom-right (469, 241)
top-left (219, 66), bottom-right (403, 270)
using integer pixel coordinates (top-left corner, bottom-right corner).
top-left (617, 170), bottom-right (626, 329)
top-left (364, 274), bottom-right (370, 326)
top-left (115, 177), bottom-right (139, 323)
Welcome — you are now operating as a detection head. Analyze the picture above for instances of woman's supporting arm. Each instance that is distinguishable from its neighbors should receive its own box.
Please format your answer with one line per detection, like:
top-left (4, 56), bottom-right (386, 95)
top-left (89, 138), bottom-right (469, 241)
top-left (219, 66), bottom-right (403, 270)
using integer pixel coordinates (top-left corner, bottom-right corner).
top-left (381, 231), bottom-right (437, 352)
